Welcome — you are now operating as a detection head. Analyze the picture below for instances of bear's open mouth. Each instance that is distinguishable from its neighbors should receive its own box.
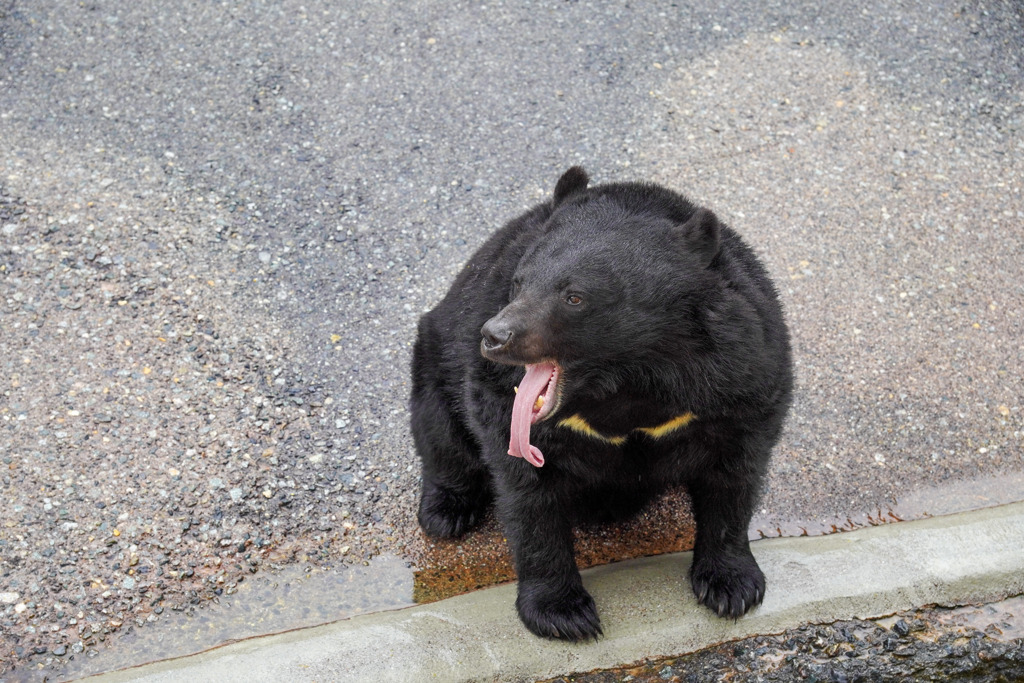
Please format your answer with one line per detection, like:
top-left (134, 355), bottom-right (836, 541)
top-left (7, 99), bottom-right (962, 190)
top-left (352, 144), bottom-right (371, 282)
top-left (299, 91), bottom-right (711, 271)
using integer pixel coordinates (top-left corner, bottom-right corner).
top-left (519, 362), bottom-right (562, 422)
top-left (508, 362), bottom-right (562, 467)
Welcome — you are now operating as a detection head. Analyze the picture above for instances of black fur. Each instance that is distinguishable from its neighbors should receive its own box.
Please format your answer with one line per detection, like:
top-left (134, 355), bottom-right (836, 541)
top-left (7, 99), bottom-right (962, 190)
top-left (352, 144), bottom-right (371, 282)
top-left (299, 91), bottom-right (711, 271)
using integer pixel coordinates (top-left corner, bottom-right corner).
top-left (411, 167), bottom-right (793, 640)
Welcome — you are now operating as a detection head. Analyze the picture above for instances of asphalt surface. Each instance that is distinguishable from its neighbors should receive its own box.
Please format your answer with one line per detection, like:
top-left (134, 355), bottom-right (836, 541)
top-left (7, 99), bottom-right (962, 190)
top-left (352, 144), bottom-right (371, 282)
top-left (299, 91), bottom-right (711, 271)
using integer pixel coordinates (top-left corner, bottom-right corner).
top-left (1, 0), bottom-right (1022, 679)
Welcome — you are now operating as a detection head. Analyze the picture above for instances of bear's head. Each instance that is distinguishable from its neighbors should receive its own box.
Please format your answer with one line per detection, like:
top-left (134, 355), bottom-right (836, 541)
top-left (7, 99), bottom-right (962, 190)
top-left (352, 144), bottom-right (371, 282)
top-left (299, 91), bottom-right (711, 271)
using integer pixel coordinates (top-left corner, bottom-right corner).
top-left (481, 166), bottom-right (723, 428)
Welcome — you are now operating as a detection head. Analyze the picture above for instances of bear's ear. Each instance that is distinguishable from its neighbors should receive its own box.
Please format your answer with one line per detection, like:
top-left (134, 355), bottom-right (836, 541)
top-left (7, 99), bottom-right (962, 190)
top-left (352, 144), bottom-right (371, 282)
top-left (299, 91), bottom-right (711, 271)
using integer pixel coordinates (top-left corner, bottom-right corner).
top-left (679, 208), bottom-right (721, 267)
top-left (552, 166), bottom-right (589, 207)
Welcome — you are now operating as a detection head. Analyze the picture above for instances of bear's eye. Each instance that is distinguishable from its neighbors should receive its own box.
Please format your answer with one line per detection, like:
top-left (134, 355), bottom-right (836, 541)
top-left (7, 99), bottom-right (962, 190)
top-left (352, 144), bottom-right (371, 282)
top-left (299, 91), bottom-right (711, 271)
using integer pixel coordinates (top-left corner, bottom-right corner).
top-left (566, 294), bottom-right (583, 306)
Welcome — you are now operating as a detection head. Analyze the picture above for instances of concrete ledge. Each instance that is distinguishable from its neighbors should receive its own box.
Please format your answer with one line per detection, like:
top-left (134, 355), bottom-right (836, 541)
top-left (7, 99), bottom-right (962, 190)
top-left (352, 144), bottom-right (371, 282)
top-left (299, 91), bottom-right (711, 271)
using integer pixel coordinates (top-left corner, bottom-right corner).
top-left (86, 502), bottom-right (1024, 682)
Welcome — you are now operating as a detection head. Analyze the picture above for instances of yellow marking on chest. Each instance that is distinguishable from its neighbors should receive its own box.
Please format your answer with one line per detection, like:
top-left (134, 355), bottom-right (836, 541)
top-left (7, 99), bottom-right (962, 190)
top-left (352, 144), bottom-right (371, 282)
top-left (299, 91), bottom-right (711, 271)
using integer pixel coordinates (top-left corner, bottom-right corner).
top-left (556, 415), bottom-right (628, 445)
top-left (556, 412), bottom-right (696, 445)
top-left (636, 412), bottom-right (696, 438)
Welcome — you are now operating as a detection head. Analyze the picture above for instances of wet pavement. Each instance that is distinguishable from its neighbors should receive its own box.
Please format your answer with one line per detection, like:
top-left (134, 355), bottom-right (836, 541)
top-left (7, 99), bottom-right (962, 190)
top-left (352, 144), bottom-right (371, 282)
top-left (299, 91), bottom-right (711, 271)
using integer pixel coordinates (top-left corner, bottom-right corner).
top-left (1, 0), bottom-right (1022, 679)
top-left (41, 555), bottom-right (412, 682)
top-left (547, 597), bottom-right (1024, 683)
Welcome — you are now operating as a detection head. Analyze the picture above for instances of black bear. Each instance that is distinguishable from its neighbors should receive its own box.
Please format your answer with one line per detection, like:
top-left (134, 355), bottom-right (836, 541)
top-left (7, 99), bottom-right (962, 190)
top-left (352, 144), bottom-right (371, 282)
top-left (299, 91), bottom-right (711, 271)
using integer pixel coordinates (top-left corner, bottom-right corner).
top-left (411, 167), bottom-right (793, 640)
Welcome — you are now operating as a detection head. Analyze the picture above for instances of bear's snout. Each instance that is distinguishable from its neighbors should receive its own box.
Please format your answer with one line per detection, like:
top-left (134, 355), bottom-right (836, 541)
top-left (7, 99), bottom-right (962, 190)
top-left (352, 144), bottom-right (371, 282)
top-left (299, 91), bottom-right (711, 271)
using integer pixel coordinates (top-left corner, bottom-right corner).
top-left (480, 305), bottom-right (549, 365)
top-left (481, 317), bottom-right (513, 351)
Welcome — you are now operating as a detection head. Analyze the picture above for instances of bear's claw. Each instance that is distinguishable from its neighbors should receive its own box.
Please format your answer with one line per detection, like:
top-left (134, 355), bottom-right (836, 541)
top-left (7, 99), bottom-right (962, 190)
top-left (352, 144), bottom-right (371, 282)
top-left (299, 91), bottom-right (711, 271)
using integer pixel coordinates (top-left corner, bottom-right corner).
top-left (689, 551), bottom-right (766, 620)
top-left (516, 580), bottom-right (603, 642)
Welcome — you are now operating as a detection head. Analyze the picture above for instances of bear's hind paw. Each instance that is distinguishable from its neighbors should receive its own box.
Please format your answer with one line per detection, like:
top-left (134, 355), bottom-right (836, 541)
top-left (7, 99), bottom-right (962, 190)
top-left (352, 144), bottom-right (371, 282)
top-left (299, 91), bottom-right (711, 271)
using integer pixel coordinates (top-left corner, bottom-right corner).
top-left (417, 482), bottom-right (488, 539)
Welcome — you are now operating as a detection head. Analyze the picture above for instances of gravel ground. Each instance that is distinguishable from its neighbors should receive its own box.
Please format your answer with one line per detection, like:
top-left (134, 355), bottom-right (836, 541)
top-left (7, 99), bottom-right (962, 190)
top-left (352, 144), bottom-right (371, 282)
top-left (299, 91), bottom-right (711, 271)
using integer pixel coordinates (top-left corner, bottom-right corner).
top-left (544, 595), bottom-right (1024, 683)
top-left (646, 21), bottom-right (1024, 532)
top-left (1, 0), bottom-right (1023, 678)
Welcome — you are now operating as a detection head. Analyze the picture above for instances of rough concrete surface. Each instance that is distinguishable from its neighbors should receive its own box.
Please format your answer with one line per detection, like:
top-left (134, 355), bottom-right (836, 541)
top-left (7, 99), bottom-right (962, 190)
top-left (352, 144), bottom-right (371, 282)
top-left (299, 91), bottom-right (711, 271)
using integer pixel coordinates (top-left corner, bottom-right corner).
top-left (82, 502), bottom-right (1024, 682)
top-left (1, 0), bottom-right (1022, 679)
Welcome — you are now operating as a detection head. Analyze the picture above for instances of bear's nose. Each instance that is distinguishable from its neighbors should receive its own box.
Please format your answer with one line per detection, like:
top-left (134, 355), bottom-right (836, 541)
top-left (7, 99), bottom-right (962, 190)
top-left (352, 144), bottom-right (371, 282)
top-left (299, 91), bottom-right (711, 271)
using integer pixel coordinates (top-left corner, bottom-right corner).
top-left (481, 319), bottom-right (513, 350)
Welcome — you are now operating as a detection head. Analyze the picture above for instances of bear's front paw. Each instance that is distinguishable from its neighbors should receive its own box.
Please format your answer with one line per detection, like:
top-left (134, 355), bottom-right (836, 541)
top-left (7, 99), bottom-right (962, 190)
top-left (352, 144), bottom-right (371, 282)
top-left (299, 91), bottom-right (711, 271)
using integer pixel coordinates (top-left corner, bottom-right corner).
top-left (417, 481), bottom-right (487, 539)
top-left (515, 579), bottom-right (602, 641)
top-left (689, 551), bottom-right (765, 619)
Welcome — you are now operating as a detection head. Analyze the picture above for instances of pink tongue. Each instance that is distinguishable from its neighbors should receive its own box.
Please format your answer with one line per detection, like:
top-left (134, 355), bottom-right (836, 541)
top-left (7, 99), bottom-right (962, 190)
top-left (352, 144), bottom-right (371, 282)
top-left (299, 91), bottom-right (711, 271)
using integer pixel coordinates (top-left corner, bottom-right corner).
top-left (508, 363), bottom-right (554, 467)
